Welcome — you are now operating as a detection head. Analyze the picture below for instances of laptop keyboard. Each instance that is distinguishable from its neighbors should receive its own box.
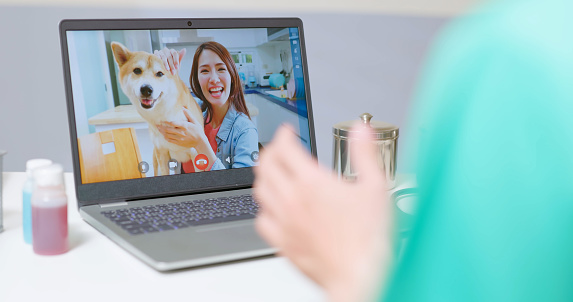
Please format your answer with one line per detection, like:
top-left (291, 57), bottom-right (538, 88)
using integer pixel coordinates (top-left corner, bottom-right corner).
top-left (101, 194), bottom-right (259, 235)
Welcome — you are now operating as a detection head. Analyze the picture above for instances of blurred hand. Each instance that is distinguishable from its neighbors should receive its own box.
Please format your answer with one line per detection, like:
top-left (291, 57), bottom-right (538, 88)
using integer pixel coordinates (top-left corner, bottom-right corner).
top-left (154, 47), bottom-right (186, 75)
top-left (254, 124), bottom-right (393, 302)
top-left (156, 108), bottom-right (204, 148)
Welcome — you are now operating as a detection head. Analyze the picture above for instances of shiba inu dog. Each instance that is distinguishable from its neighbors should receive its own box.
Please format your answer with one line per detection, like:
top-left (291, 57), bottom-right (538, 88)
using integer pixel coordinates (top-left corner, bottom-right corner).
top-left (111, 42), bottom-right (203, 176)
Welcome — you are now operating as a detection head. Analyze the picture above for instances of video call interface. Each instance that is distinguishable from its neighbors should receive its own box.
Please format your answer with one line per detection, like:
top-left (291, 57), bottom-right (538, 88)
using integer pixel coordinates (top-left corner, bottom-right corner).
top-left (67, 27), bottom-right (311, 184)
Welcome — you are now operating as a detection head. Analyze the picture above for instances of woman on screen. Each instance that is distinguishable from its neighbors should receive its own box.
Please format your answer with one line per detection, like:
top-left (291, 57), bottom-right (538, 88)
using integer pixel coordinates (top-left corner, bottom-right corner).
top-left (155, 41), bottom-right (259, 173)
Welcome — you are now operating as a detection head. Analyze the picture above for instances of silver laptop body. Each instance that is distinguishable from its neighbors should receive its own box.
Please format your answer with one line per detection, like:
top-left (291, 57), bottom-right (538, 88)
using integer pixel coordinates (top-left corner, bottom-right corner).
top-left (59, 18), bottom-right (316, 271)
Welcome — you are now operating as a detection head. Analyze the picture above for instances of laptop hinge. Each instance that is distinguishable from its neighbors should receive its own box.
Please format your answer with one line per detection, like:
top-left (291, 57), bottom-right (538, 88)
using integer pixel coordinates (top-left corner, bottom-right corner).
top-left (100, 202), bottom-right (129, 208)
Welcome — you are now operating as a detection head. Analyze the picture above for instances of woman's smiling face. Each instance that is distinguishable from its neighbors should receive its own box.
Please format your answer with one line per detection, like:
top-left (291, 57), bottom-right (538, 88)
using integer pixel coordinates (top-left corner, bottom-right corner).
top-left (197, 49), bottom-right (232, 108)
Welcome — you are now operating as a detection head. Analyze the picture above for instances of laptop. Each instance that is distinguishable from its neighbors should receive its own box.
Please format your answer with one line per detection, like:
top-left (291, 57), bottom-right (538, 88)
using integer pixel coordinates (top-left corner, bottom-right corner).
top-left (59, 18), bottom-right (316, 271)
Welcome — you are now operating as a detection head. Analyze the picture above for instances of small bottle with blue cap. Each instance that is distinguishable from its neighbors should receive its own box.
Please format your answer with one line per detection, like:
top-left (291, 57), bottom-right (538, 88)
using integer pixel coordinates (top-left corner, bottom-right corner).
top-left (22, 158), bottom-right (53, 244)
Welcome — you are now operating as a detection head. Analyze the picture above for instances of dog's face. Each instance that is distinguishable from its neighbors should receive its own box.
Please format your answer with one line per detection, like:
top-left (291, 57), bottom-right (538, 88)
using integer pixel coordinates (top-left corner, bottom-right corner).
top-left (111, 42), bottom-right (178, 113)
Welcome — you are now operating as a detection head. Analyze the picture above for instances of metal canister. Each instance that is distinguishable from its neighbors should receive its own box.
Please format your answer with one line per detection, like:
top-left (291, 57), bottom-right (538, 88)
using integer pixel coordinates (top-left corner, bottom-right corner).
top-left (0, 150), bottom-right (6, 233)
top-left (332, 113), bottom-right (399, 188)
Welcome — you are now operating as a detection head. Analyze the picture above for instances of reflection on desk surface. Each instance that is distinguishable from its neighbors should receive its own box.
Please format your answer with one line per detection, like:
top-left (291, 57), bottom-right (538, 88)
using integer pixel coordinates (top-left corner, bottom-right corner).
top-left (88, 105), bottom-right (144, 125)
top-left (88, 103), bottom-right (259, 126)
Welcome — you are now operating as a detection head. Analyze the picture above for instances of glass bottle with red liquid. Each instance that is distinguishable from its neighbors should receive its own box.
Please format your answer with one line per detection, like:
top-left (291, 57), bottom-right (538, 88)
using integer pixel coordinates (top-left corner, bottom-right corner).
top-left (32, 163), bottom-right (68, 255)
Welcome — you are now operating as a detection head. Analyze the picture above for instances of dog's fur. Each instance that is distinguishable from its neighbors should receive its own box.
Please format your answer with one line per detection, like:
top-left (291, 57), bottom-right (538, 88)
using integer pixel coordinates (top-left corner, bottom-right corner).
top-left (111, 42), bottom-right (203, 176)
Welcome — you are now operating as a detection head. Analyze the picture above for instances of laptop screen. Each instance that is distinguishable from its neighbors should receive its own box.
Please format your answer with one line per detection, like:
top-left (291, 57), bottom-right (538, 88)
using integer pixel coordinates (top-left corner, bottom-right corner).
top-left (60, 19), bottom-right (316, 204)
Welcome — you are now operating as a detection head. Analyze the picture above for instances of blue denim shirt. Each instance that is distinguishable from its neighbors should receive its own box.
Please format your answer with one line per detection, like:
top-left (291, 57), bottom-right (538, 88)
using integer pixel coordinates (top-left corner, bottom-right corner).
top-left (208, 105), bottom-right (259, 170)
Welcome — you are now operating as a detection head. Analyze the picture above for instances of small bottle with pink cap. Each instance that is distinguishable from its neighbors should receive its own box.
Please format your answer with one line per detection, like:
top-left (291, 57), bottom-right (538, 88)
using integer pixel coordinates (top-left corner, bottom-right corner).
top-left (32, 164), bottom-right (68, 255)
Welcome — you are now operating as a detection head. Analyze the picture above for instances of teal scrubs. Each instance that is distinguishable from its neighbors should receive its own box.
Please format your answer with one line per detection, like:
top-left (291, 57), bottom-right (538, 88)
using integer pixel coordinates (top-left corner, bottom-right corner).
top-left (383, 0), bottom-right (573, 300)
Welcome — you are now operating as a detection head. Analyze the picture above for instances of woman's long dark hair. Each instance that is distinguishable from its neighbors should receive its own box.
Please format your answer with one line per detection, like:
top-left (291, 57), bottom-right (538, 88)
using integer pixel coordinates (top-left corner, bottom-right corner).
top-left (189, 41), bottom-right (251, 125)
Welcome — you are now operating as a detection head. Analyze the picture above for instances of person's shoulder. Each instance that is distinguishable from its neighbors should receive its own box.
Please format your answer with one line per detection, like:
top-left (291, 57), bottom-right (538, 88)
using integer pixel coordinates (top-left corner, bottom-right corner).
top-left (224, 105), bottom-right (255, 133)
top-left (232, 112), bottom-right (256, 133)
top-left (439, 0), bottom-right (571, 53)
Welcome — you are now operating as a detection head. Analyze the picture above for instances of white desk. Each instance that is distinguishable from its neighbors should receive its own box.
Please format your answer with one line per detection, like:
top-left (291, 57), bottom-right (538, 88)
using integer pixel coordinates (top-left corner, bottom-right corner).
top-left (0, 172), bottom-right (324, 302)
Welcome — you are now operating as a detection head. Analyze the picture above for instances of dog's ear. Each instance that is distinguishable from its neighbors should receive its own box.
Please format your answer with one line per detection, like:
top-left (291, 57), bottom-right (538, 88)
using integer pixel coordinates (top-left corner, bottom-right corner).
top-left (111, 42), bottom-right (131, 67)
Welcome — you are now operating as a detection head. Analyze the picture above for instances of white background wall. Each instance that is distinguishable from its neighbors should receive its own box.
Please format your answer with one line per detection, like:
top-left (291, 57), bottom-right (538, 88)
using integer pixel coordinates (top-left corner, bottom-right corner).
top-left (0, 1), bottom-right (480, 172)
top-left (1, 0), bottom-right (481, 16)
